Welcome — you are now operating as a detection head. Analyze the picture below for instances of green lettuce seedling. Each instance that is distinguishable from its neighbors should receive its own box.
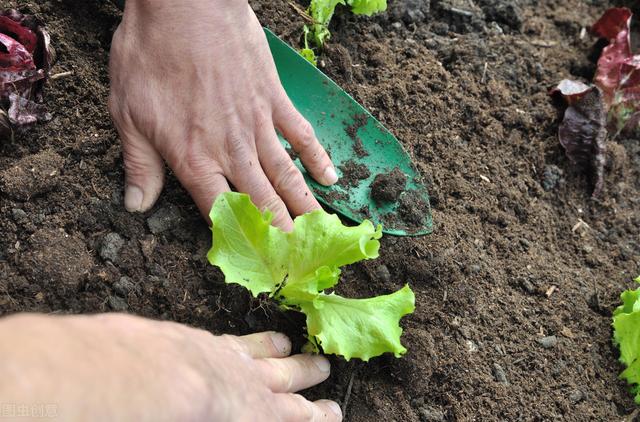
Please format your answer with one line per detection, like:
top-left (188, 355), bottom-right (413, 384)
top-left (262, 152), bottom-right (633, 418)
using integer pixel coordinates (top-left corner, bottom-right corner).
top-left (613, 276), bottom-right (640, 403)
top-left (300, 0), bottom-right (387, 64)
top-left (207, 192), bottom-right (414, 361)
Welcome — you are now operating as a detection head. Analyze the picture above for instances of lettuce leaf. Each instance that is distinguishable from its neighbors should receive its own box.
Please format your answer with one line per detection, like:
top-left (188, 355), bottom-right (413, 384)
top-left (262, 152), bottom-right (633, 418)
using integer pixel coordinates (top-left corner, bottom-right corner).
top-left (613, 276), bottom-right (640, 403)
top-left (207, 192), bottom-right (413, 361)
top-left (207, 193), bottom-right (288, 296)
top-left (349, 0), bottom-right (387, 15)
top-left (307, 0), bottom-right (387, 47)
top-left (297, 286), bottom-right (415, 361)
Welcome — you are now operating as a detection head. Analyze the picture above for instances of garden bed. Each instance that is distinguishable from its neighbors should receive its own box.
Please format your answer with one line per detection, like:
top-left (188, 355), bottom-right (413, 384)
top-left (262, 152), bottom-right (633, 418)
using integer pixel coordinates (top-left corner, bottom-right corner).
top-left (0, 0), bottom-right (639, 420)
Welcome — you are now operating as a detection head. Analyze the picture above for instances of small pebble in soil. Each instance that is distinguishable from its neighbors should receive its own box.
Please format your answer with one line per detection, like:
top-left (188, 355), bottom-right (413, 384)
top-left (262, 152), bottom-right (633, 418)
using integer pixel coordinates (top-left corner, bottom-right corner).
top-left (469, 264), bottom-right (482, 274)
top-left (542, 165), bottom-right (564, 191)
top-left (389, 0), bottom-right (430, 24)
top-left (569, 389), bottom-right (584, 404)
top-left (374, 264), bottom-right (391, 283)
top-left (418, 406), bottom-right (445, 422)
top-left (538, 335), bottom-right (558, 349)
top-left (147, 204), bottom-right (182, 234)
top-left (11, 208), bottom-right (27, 221)
top-left (113, 276), bottom-right (137, 296)
top-left (520, 278), bottom-right (536, 294)
top-left (100, 232), bottom-right (125, 263)
top-left (492, 363), bottom-right (509, 385)
top-left (108, 295), bottom-right (128, 312)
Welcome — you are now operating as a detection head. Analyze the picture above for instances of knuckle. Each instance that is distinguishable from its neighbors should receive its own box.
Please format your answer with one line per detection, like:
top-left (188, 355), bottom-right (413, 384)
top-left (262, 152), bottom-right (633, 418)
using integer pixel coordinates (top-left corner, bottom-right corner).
top-left (260, 194), bottom-right (285, 215)
top-left (219, 334), bottom-right (246, 354)
top-left (274, 163), bottom-right (303, 193)
top-left (295, 120), bottom-right (316, 150)
top-left (275, 364), bottom-right (294, 392)
top-left (122, 146), bottom-right (153, 176)
top-left (225, 131), bottom-right (251, 161)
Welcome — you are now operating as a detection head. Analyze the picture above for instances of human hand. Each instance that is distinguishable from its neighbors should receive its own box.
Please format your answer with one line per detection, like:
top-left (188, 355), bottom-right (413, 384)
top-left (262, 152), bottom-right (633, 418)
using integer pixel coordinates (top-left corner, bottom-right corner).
top-left (108, 0), bottom-right (338, 230)
top-left (0, 313), bottom-right (341, 421)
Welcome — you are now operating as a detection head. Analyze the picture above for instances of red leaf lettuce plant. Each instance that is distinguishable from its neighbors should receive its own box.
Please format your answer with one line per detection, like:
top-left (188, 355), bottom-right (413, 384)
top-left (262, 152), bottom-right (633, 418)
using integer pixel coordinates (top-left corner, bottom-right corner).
top-left (0, 9), bottom-right (55, 138)
top-left (552, 8), bottom-right (639, 197)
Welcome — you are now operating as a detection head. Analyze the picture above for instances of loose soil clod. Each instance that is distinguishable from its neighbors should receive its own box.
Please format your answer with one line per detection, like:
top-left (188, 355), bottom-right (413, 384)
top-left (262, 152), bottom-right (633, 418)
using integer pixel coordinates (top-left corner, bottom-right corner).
top-left (369, 167), bottom-right (407, 202)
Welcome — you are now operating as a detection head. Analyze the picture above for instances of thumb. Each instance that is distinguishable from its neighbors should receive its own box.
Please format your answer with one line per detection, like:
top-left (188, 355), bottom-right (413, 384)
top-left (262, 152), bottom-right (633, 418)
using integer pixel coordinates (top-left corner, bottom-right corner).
top-left (120, 131), bottom-right (165, 213)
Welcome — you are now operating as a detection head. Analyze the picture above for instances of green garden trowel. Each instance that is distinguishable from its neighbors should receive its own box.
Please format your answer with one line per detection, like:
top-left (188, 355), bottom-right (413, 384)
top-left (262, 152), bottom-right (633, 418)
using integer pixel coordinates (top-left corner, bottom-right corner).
top-left (266, 29), bottom-right (432, 236)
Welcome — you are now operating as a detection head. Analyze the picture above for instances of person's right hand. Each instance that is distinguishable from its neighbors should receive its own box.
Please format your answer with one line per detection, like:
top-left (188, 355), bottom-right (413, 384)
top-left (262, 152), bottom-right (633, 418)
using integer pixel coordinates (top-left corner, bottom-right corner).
top-left (109, 0), bottom-right (338, 230)
top-left (0, 313), bottom-right (342, 422)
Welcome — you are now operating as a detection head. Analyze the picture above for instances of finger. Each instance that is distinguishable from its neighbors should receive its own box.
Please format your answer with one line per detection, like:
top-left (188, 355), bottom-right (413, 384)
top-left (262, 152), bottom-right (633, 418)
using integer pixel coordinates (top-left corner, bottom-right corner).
top-left (233, 331), bottom-right (292, 358)
top-left (118, 127), bottom-right (165, 213)
top-left (257, 128), bottom-right (321, 217)
top-left (170, 155), bottom-right (230, 221)
top-left (272, 394), bottom-right (342, 422)
top-left (228, 157), bottom-right (294, 231)
top-left (272, 94), bottom-right (338, 186)
top-left (257, 354), bottom-right (330, 393)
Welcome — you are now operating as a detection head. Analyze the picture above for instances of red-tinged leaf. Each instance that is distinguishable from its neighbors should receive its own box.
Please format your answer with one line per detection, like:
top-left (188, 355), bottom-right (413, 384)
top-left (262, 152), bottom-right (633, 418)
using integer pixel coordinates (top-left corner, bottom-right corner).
top-left (0, 15), bottom-right (37, 53)
top-left (550, 79), bottom-right (591, 105)
top-left (591, 7), bottom-right (632, 40)
top-left (0, 33), bottom-right (35, 70)
top-left (557, 87), bottom-right (607, 198)
top-left (591, 8), bottom-right (634, 105)
top-left (0, 9), bottom-right (55, 138)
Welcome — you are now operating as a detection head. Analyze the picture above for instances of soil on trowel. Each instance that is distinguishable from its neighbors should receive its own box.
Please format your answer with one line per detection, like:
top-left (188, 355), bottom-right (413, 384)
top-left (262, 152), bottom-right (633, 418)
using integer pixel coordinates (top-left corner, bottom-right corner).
top-left (345, 113), bottom-right (370, 158)
top-left (338, 160), bottom-right (371, 188)
top-left (369, 167), bottom-right (407, 202)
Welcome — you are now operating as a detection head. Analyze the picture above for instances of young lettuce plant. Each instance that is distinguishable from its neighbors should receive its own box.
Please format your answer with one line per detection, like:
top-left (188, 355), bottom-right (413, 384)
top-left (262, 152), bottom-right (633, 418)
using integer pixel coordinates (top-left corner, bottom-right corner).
top-left (613, 276), bottom-right (640, 404)
top-left (552, 7), bottom-right (640, 197)
top-left (301, 0), bottom-right (387, 64)
top-left (207, 192), bottom-right (415, 361)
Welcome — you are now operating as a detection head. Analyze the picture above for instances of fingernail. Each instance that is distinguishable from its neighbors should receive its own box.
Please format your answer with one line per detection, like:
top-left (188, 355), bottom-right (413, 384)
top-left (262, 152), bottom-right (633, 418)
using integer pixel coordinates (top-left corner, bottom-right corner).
top-left (323, 166), bottom-right (338, 185)
top-left (124, 185), bottom-right (143, 212)
top-left (312, 355), bottom-right (330, 372)
top-left (269, 332), bottom-right (291, 355)
top-left (326, 401), bottom-right (342, 417)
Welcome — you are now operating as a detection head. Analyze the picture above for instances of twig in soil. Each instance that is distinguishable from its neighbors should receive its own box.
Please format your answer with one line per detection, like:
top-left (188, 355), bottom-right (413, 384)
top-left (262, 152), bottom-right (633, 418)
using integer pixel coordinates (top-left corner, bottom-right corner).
top-left (528, 39), bottom-right (557, 48)
top-left (571, 219), bottom-right (590, 233)
top-left (545, 285), bottom-right (557, 298)
top-left (288, 2), bottom-right (313, 23)
top-left (50, 70), bottom-right (74, 80)
top-left (213, 293), bottom-right (231, 314)
top-left (342, 365), bottom-right (356, 420)
top-left (480, 62), bottom-right (488, 84)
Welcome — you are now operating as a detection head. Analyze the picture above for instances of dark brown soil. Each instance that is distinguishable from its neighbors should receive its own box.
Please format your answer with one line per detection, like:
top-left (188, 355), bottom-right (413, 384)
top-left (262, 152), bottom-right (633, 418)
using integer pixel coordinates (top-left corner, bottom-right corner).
top-left (370, 167), bottom-right (407, 202)
top-left (338, 159), bottom-right (371, 187)
top-left (397, 194), bottom-right (430, 228)
top-left (1, 0), bottom-right (640, 421)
